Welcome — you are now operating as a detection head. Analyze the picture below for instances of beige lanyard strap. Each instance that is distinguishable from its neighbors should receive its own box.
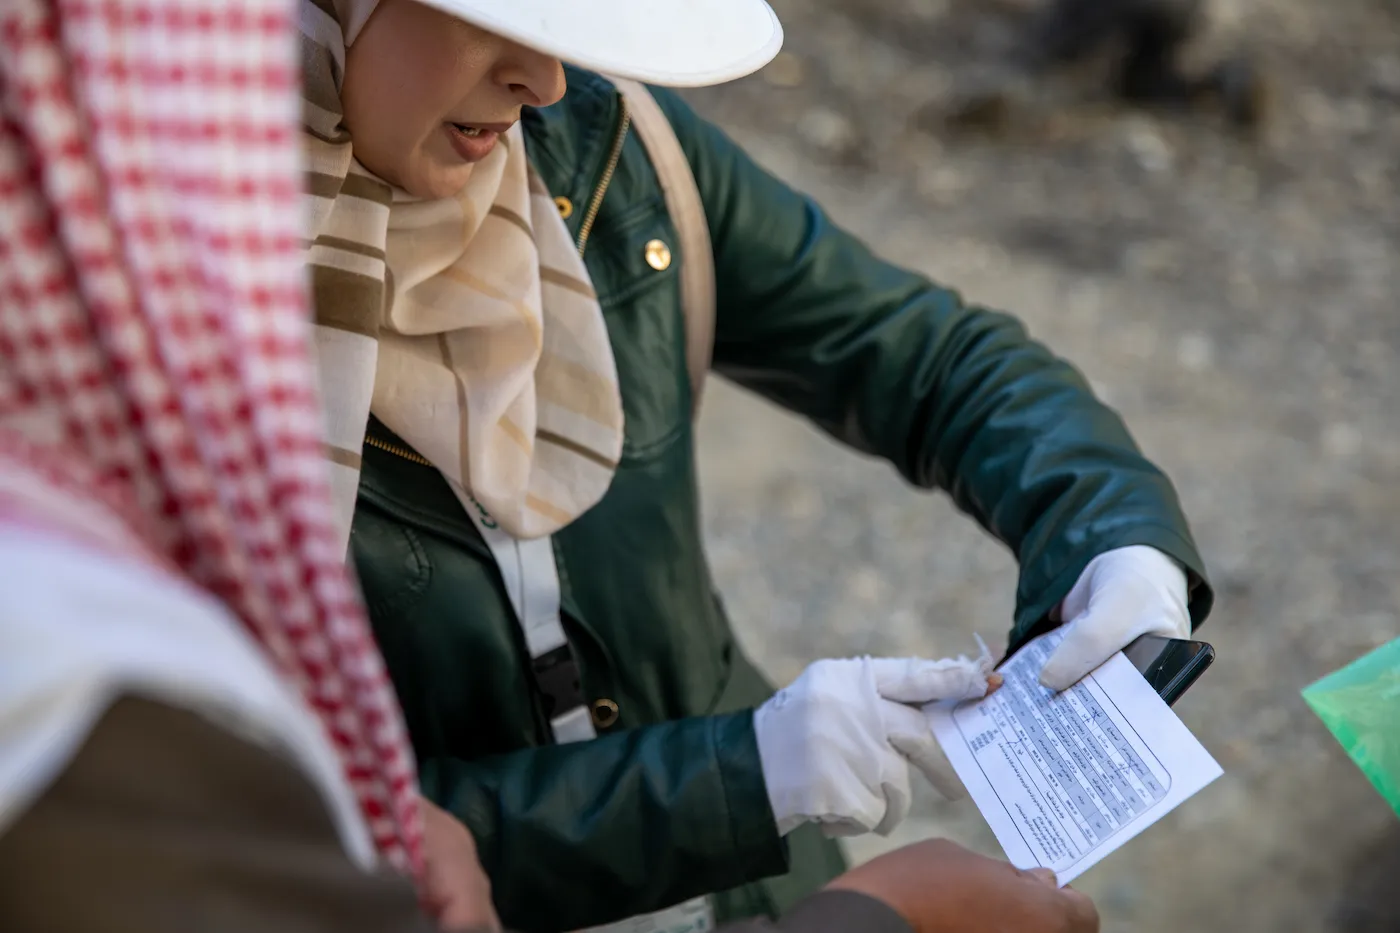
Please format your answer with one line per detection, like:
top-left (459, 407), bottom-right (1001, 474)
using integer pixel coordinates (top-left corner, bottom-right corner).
top-left (610, 77), bottom-right (715, 418)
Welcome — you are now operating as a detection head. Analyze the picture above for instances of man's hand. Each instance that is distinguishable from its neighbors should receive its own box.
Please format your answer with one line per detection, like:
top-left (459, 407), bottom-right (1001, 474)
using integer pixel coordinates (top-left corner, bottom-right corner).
top-left (1039, 545), bottom-right (1191, 691)
top-left (419, 796), bottom-right (501, 933)
top-left (825, 839), bottom-right (1099, 933)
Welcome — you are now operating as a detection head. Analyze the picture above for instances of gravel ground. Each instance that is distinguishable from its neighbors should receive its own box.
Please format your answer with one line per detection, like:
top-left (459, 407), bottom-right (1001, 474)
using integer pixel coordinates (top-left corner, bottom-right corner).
top-left (682, 0), bottom-right (1400, 929)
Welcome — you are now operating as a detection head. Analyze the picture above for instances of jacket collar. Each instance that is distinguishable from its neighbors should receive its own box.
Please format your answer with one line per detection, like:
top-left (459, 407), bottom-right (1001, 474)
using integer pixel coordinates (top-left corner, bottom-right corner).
top-left (522, 66), bottom-right (623, 238)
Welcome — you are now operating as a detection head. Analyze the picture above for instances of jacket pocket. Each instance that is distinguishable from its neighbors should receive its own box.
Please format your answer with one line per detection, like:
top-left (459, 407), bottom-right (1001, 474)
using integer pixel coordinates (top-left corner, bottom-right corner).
top-left (703, 592), bottom-right (778, 716)
top-left (587, 204), bottom-right (691, 463)
top-left (350, 512), bottom-right (432, 620)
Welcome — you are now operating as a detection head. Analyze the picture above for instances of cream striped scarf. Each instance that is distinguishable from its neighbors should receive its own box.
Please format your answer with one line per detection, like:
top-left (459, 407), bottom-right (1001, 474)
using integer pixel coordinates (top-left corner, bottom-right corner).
top-left (300, 0), bottom-right (624, 548)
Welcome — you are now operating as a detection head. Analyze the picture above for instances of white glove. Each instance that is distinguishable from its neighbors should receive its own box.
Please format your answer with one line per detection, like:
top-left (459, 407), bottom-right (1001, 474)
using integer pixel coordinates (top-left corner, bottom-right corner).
top-left (1038, 545), bottom-right (1191, 691)
top-left (754, 646), bottom-right (995, 839)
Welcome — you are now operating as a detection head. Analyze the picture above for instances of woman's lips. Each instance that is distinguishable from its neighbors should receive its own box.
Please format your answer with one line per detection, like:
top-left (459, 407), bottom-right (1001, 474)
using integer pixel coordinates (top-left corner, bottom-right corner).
top-left (444, 122), bottom-right (512, 162)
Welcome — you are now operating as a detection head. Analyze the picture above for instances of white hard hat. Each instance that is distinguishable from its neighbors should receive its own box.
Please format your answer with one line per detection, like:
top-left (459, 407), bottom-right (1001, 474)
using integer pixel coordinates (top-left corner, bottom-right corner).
top-left (413, 0), bottom-right (784, 87)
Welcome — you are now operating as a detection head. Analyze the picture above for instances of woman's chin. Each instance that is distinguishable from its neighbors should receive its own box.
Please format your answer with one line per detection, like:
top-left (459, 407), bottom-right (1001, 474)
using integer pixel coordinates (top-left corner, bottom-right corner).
top-left (402, 160), bottom-right (476, 200)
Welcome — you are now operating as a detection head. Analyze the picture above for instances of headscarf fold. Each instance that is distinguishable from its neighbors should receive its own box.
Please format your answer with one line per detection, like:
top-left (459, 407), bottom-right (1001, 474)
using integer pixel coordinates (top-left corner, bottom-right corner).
top-left (300, 0), bottom-right (625, 547)
top-left (0, 0), bottom-right (423, 874)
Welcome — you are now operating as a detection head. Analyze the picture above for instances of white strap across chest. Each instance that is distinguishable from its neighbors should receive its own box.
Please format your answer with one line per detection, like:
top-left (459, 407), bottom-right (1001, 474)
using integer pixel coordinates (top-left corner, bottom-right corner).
top-left (462, 494), bottom-right (712, 931)
top-left (462, 493), bottom-right (597, 745)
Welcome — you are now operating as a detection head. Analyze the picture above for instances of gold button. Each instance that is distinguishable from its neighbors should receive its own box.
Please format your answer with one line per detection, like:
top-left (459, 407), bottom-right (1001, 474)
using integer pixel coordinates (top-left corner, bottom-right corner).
top-left (591, 698), bottom-right (620, 729)
top-left (644, 239), bottom-right (672, 271)
top-left (554, 196), bottom-right (573, 219)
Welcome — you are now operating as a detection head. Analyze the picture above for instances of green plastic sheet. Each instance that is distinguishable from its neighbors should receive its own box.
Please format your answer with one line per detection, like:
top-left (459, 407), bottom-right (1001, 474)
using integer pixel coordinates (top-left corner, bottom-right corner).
top-left (1303, 637), bottom-right (1400, 818)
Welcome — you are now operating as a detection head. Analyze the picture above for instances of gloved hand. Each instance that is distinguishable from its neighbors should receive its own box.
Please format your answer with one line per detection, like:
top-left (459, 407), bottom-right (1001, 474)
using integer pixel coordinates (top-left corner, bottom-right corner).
top-left (1038, 545), bottom-right (1191, 691)
top-left (754, 646), bottom-right (998, 839)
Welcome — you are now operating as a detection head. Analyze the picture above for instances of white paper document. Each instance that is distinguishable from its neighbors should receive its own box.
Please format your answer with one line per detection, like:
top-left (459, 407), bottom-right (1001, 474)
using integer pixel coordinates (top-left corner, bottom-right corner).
top-left (926, 629), bottom-right (1222, 885)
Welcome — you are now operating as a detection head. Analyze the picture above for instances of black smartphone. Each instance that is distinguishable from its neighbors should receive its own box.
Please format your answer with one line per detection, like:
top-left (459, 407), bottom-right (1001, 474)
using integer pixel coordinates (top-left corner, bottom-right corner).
top-left (1123, 634), bottom-right (1215, 706)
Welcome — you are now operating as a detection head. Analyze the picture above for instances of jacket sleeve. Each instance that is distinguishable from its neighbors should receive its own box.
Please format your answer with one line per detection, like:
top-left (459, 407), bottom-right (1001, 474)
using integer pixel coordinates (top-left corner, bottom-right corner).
top-left (651, 88), bottom-right (1213, 646)
top-left (422, 710), bottom-right (788, 933)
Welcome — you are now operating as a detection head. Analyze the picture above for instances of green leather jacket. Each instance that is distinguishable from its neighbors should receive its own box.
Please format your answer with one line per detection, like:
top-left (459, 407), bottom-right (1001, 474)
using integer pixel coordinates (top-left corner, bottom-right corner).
top-left (350, 68), bottom-right (1214, 933)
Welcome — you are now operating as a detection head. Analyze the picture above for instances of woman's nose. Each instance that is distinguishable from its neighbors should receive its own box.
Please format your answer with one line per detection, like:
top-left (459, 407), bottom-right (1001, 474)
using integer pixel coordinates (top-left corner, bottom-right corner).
top-left (495, 42), bottom-right (567, 108)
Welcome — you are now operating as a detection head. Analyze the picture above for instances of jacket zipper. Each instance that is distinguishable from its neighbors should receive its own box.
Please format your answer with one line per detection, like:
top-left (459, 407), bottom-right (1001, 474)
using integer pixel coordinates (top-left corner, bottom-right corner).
top-left (574, 95), bottom-right (631, 258)
top-left (363, 433), bottom-right (433, 467)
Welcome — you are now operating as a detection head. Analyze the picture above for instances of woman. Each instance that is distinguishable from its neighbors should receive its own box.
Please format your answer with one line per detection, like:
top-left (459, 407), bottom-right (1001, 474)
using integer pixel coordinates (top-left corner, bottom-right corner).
top-left (0, 2), bottom-right (1097, 932)
top-left (301, 0), bottom-right (1213, 930)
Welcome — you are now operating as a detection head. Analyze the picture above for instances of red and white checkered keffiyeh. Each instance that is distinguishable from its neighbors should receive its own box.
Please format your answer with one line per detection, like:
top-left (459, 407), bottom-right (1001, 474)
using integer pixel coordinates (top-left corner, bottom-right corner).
top-left (0, 0), bottom-right (424, 873)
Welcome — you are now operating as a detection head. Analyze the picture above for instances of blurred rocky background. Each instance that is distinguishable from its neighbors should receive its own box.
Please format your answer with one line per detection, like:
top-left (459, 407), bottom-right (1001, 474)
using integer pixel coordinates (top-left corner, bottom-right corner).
top-left (683, 0), bottom-right (1400, 930)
